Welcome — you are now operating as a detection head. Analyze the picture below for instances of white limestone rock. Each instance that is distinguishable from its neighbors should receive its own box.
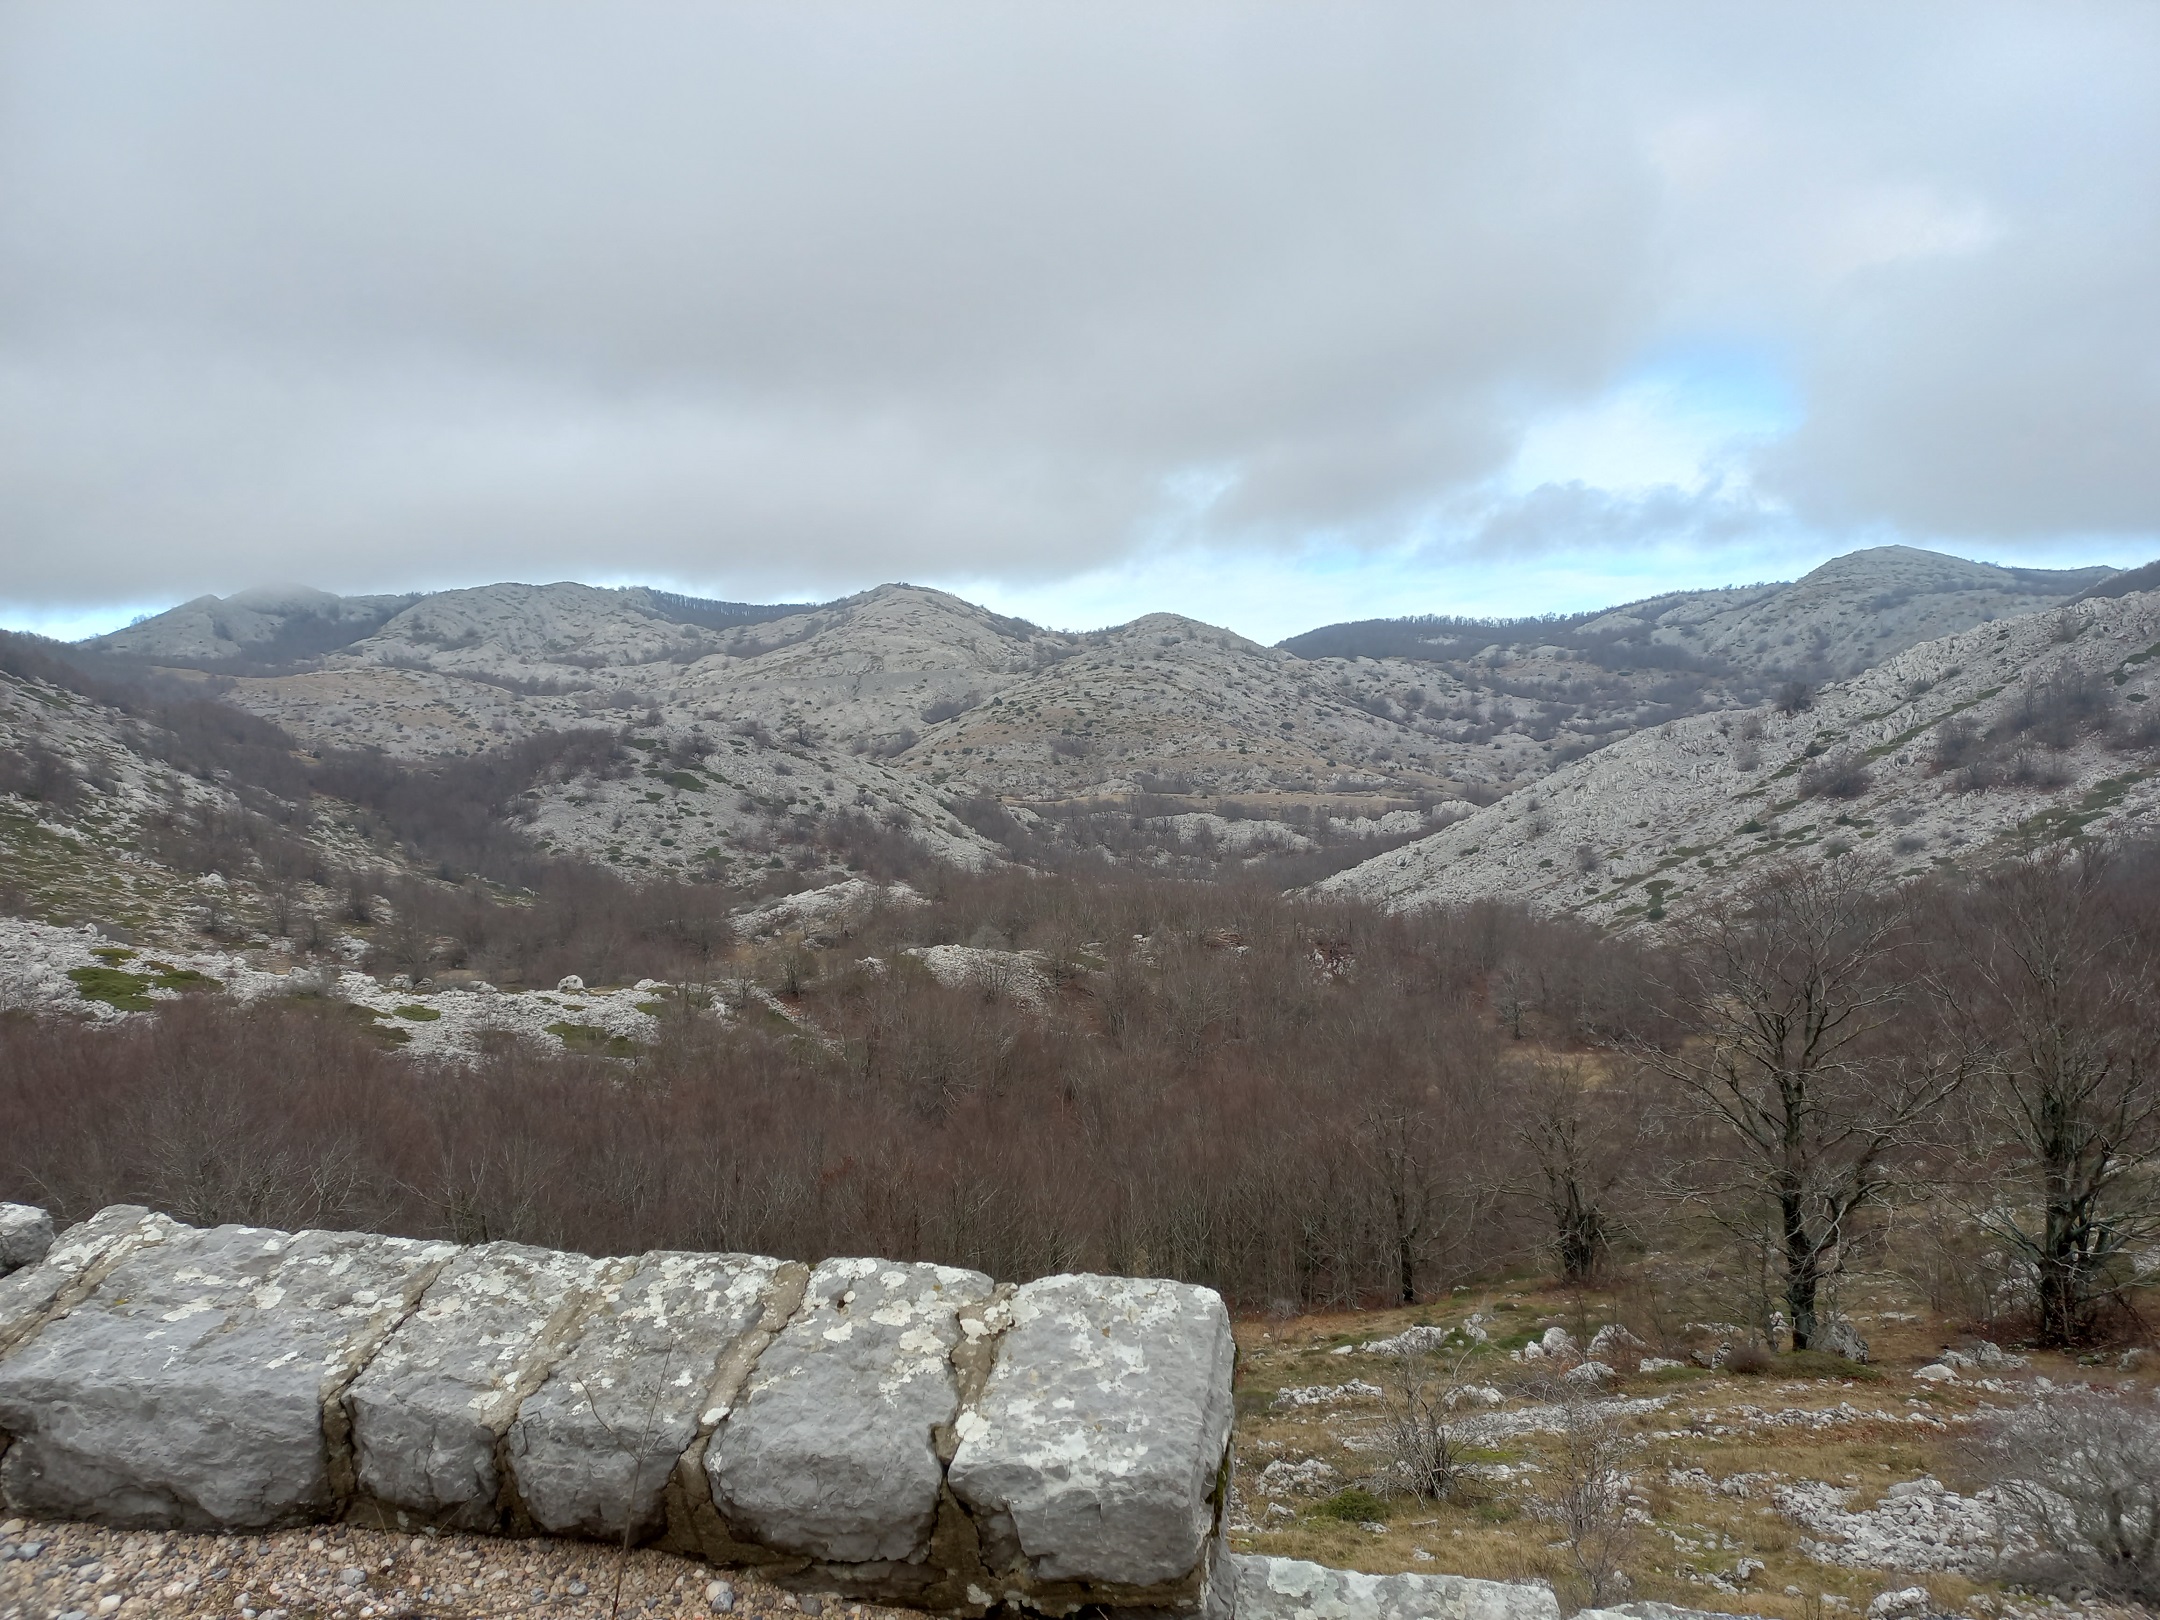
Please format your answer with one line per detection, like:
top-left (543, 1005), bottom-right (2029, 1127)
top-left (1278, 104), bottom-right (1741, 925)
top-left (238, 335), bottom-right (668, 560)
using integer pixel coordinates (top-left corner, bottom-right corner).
top-left (507, 1249), bottom-right (783, 1541)
top-left (1212, 1553), bottom-right (1560, 1620)
top-left (345, 1241), bottom-right (609, 1530)
top-left (0, 1206), bottom-right (182, 1360)
top-left (709, 1256), bottom-right (993, 1565)
top-left (0, 1221), bottom-right (452, 1528)
top-left (0, 1206), bottom-right (55, 1276)
top-left (949, 1273), bottom-right (1235, 1588)
top-left (1814, 1318), bottom-right (1870, 1363)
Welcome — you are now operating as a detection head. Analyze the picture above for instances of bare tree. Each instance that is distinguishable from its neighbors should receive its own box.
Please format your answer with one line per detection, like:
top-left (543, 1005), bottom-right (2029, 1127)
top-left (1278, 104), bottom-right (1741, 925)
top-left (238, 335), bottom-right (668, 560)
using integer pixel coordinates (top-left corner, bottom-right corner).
top-left (1539, 1388), bottom-right (1640, 1609)
top-left (1374, 1349), bottom-right (1467, 1503)
top-left (1514, 1058), bottom-right (1632, 1285)
top-left (1628, 862), bottom-right (1960, 1349)
top-left (1969, 1392), bottom-right (2160, 1604)
top-left (1933, 850), bottom-right (2160, 1346)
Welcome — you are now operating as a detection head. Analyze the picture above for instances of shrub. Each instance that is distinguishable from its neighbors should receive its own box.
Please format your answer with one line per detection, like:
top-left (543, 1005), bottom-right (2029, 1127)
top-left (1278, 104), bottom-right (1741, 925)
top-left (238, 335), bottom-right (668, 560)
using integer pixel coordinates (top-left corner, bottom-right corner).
top-left (1797, 751), bottom-right (1872, 800)
top-left (1723, 1342), bottom-right (1775, 1375)
top-left (1313, 1486), bottom-right (1392, 1523)
top-left (1539, 1391), bottom-right (1640, 1608)
top-left (1374, 1351), bottom-right (1466, 1503)
top-left (1971, 1394), bottom-right (2160, 1604)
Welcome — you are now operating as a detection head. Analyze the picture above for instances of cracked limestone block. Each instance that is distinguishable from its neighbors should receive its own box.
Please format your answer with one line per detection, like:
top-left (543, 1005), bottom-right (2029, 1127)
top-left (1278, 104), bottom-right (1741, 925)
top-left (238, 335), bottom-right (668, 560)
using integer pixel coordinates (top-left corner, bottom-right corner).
top-left (948, 1273), bottom-right (1235, 1589)
top-left (508, 1249), bottom-right (783, 1542)
top-left (0, 1205), bottom-right (183, 1360)
top-left (0, 1205), bottom-right (55, 1276)
top-left (1213, 1555), bottom-right (1561, 1620)
top-left (346, 1241), bottom-right (609, 1531)
top-left (0, 1222), bottom-right (453, 1529)
top-left (710, 1257), bottom-right (994, 1565)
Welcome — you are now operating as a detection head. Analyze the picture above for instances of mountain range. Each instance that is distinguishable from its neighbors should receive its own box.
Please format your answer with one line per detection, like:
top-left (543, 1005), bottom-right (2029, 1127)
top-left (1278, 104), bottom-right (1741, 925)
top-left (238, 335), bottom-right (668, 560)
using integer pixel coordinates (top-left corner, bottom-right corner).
top-left (3, 543), bottom-right (2152, 940)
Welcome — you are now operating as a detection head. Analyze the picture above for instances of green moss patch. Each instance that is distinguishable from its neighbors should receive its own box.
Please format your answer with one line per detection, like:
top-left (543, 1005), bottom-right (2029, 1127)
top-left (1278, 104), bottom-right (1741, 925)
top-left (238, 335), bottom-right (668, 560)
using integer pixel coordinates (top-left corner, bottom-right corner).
top-left (69, 961), bottom-right (224, 1010)
top-left (68, 965), bottom-right (156, 1011)
top-left (545, 1020), bottom-right (640, 1057)
top-left (393, 1003), bottom-right (442, 1021)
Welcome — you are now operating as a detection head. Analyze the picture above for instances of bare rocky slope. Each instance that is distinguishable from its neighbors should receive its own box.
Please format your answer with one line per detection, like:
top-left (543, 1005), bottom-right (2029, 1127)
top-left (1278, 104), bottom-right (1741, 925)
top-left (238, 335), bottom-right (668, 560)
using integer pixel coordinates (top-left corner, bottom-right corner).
top-left (76, 547), bottom-right (2124, 890)
top-left (1319, 585), bottom-right (2160, 925)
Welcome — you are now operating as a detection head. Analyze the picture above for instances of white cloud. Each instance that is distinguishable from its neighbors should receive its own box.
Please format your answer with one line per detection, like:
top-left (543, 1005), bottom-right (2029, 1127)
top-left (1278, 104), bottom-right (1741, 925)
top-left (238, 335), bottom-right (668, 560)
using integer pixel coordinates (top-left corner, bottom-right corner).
top-left (0, 1), bottom-right (2155, 624)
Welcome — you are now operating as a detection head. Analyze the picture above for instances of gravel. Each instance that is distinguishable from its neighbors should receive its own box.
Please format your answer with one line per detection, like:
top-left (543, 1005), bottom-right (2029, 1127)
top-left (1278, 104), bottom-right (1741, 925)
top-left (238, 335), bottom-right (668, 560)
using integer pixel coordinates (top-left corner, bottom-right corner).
top-left (0, 1516), bottom-right (916, 1620)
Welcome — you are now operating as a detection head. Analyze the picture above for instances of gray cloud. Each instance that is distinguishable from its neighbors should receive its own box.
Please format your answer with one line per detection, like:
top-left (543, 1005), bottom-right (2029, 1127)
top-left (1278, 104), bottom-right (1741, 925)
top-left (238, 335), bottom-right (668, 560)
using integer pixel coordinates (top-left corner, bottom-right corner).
top-left (1, 2), bottom-right (2155, 613)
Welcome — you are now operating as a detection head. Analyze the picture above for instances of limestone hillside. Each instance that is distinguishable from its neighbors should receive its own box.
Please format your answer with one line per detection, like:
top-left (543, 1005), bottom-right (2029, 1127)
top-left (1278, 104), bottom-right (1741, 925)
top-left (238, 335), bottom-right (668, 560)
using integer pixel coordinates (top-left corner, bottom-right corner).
top-left (1319, 584), bottom-right (2160, 925)
top-left (77, 547), bottom-right (2121, 886)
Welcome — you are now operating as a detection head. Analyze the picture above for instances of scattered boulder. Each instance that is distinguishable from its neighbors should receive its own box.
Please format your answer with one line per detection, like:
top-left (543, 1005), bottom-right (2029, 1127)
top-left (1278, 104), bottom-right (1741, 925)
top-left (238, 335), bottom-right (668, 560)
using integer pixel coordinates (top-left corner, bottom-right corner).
top-left (1911, 1362), bottom-right (1956, 1383)
top-left (1815, 1319), bottom-right (1870, 1363)
top-left (0, 1206), bottom-right (53, 1277)
top-left (1866, 1587), bottom-right (1933, 1619)
top-left (1586, 1324), bottom-right (1647, 1368)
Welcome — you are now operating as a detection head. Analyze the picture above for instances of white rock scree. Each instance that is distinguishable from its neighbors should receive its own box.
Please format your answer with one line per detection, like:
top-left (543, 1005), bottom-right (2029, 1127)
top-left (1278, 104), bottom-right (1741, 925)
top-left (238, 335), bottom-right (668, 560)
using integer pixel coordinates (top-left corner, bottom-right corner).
top-left (0, 1204), bottom-right (1652, 1620)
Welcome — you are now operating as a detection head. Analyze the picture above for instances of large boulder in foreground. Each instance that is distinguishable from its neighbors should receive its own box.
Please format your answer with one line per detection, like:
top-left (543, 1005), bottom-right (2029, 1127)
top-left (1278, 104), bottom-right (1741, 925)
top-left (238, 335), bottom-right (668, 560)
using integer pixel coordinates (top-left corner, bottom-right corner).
top-left (0, 1206), bottom-right (1563, 1620)
top-left (950, 1273), bottom-right (1235, 1589)
top-left (507, 1249), bottom-right (787, 1542)
top-left (0, 1222), bottom-right (451, 1527)
top-left (708, 1256), bottom-right (995, 1567)
top-left (345, 1240), bottom-right (607, 1531)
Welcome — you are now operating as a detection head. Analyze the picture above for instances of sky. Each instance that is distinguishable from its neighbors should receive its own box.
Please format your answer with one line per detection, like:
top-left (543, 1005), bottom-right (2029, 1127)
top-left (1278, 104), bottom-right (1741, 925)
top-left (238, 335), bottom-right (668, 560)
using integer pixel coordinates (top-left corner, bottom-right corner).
top-left (4, 3), bottom-right (2158, 646)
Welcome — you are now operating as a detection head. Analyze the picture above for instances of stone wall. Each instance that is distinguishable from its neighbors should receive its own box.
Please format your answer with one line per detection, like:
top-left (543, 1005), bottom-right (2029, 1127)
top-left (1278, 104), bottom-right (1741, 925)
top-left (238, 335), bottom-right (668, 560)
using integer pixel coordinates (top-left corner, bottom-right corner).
top-left (0, 1206), bottom-right (1235, 1616)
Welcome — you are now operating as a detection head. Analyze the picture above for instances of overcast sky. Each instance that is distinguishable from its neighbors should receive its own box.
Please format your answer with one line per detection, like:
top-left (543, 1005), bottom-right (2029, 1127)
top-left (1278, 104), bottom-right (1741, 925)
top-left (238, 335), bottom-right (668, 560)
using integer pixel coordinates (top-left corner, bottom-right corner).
top-left (4, 2), bottom-right (2158, 643)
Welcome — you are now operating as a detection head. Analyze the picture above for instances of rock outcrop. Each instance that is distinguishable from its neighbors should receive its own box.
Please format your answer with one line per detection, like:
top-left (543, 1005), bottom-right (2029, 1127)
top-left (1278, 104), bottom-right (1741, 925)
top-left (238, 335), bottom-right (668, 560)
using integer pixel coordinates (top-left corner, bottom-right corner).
top-left (0, 1205), bottom-right (53, 1276)
top-left (0, 1206), bottom-right (1236, 1616)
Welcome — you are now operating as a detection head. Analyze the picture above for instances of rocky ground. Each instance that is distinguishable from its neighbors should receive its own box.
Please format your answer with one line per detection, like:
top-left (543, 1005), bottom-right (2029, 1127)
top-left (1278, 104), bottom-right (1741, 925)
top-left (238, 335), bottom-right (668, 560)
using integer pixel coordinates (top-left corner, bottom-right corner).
top-left (1226, 1279), bottom-right (2154, 1620)
top-left (0, 1516), bottom-right (906, 1620)
top-left (0, 915), bottom-right (678, 1059)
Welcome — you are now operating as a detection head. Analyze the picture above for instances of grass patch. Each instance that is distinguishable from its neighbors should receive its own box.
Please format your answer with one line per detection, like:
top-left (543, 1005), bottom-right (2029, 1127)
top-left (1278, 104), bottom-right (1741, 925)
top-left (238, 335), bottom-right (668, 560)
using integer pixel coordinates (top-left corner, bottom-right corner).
top-left (296, 998), bottom-right (412, 1048)
top-left (546, 1020), bottom-right (641, 1057)
top-left (144, 963), bottom-right (221, 992)
top-left (1643, 1362), bottom-right (1711, 1385)
top-left (68, 961), bottom-right (224, 1011)
top-left (1311, 1487), bottom-right (1392, 1523)
top-left (68, 965), bottom-right (155, 1011)
top-left (392, 1003), bottom-right (442, 1021)
top-left (1776, 1349), bottom-right (1882, 1381)
top-left (89, 946), bottom-right (136, 966)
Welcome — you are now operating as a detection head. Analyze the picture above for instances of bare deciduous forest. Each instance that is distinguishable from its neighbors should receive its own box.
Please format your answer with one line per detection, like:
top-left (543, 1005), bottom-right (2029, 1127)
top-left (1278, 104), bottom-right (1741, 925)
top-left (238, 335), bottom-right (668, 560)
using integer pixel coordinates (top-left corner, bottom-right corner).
top-left (8, 846), bottom-right (2158, 1358)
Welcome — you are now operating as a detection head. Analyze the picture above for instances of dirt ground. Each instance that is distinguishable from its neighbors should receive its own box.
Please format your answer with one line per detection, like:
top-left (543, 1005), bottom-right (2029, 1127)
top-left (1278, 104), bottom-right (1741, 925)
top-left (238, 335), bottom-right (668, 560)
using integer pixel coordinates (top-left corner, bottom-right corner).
top-left (0, 1516), bottom-right (912, 1620)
